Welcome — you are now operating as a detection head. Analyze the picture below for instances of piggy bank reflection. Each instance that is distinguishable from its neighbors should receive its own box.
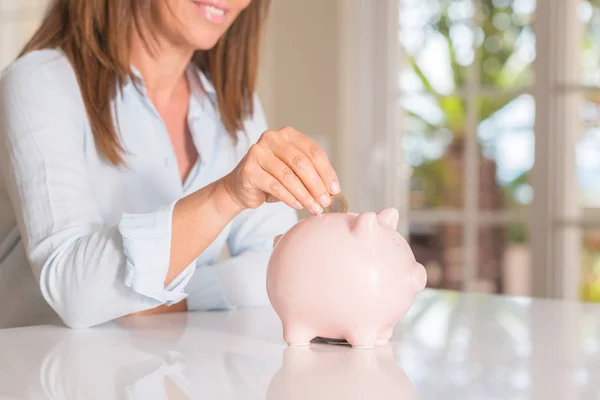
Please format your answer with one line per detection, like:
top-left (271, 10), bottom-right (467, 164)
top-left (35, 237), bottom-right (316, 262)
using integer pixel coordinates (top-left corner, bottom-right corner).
top-left (267, 208), bottom-right (427, 348)
top-left (266, 344), bottom-right (418, 400)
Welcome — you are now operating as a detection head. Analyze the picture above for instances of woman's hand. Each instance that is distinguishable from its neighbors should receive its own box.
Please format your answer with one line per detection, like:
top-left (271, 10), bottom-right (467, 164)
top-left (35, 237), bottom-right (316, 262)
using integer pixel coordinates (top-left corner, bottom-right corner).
top-left (220, 126), bottom-right (340, 215)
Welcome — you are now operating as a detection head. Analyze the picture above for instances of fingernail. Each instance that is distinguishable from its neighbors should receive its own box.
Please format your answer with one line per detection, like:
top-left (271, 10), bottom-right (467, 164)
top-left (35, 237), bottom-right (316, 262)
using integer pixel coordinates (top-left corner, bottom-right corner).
top-left (295, 201), bottom-right (303, 210)
top-left (319, 193), bottom-right (331, 207)
top-left (330, 180), bottom-right (341, 194)
top-left (311, 202), bottom-right (323, 215)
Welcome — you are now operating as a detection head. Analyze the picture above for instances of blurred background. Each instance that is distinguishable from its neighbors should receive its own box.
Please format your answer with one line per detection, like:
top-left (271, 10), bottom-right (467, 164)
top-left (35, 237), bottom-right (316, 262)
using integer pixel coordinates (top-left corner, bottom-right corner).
top-left (2, 0), bottom-right (600, 302)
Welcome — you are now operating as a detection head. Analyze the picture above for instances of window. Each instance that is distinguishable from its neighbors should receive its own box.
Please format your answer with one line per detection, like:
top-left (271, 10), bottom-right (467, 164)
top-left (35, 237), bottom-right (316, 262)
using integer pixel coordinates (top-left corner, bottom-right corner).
top-left (399, 0), bottom-right (535, 295)
top-left (339, 0), bottom-right (600, 301)
top-left (395, 0), bottom-right (600, 300)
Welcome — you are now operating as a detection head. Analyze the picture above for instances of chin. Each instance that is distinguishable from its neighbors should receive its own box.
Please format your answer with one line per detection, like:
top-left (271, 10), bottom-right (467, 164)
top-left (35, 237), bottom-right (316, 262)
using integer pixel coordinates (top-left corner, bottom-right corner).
top-left (187, 27), bottom-right (228, 50)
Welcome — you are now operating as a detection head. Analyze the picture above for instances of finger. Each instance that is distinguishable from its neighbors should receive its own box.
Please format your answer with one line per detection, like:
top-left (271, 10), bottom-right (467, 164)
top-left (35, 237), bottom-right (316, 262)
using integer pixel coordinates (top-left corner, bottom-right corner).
top-left (271, 141), bottom-right (332, 210)
top-left (258, 151), bottom-right (323, 215)
top-left (273, 234), bottom-right (283, 247)
top-left (288, 130), bottom-right (340, 195)
top-left (254, 168), bottom-right (304, 211)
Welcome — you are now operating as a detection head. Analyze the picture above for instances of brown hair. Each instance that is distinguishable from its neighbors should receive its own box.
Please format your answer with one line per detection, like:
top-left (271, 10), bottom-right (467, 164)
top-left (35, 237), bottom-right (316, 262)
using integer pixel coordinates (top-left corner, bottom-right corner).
top-left (20, 0), bottom-right (270, 165)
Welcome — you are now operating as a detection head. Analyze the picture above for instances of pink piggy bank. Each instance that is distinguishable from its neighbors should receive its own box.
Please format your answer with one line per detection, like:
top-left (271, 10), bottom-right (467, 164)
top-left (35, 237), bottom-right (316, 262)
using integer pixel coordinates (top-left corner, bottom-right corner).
top-left (266, 208), bottom-right (427, 349)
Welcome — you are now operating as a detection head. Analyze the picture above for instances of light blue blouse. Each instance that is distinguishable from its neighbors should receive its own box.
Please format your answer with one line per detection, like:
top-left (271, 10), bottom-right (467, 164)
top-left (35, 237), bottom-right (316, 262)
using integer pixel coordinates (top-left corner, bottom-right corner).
top-left (0, 49), bottom-right (297, 329)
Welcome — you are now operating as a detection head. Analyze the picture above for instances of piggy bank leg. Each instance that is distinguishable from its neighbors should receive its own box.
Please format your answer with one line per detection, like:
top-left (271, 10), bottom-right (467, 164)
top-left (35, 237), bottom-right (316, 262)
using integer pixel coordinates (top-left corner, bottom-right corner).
top-left (346, 331), bottom-right (377, 349)
top-left (283, 323), bottom-right (315, 346)
top-left (376, 327), bottom-right (394, 344)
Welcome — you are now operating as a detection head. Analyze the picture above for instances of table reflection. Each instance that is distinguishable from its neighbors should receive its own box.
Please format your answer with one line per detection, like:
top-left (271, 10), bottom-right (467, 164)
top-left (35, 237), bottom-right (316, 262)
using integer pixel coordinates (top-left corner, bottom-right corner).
top-left (267, 344), bottom-right (417, 400)
top-left (0, 311), bottom-right (416, 400)
top-left (3, 290), bottom-right (600, 399)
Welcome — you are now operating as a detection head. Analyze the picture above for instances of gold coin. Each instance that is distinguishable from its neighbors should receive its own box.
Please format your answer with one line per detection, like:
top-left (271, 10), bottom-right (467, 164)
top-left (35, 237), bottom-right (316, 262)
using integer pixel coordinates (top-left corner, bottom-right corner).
top-left (324, 194), bottom-right (348, 213)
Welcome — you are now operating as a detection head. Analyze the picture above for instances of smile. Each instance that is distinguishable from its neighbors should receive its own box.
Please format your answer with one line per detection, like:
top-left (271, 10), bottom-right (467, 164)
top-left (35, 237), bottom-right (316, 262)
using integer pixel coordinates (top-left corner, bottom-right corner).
top-left (193, 1), bottom-right (229, 24)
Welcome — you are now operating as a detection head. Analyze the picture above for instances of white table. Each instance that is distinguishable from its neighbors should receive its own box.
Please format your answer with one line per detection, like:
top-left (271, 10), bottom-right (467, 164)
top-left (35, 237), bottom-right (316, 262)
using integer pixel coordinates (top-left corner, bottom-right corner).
top-left (0, 289), bottom-right (599, 399)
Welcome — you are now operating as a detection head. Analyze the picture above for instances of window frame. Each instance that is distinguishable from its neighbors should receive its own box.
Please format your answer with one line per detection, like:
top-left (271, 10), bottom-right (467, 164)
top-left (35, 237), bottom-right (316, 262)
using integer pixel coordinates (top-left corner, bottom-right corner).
top-left (339, 0), bottom-right (599, 299)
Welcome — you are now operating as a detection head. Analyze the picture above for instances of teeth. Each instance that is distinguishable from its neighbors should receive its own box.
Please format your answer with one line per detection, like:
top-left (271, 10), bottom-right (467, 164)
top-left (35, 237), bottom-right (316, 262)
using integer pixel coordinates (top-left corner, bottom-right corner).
top-left (203, 5), bottom-right (225, 15)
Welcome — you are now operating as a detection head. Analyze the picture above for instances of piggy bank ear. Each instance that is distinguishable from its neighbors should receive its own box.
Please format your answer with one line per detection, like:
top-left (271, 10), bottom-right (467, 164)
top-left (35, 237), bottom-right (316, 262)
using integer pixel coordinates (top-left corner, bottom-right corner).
top-left (352, 212), bottom-right (378, 239)
top-left (377, 208), bottom-right (399, 230)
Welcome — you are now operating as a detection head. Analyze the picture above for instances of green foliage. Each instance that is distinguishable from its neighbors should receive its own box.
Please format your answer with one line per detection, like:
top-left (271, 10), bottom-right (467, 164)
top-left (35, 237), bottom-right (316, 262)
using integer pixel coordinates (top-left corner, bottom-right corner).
top-left (411, 158), bottom-right (459, 207)
top-left (405, 0), bottom-right (535, 208)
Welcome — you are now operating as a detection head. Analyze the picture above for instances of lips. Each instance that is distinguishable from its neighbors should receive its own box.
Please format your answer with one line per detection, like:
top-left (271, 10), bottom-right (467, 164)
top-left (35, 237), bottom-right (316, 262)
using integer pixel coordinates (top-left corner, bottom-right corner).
top-left (192, 1), bottom-right (229, 24)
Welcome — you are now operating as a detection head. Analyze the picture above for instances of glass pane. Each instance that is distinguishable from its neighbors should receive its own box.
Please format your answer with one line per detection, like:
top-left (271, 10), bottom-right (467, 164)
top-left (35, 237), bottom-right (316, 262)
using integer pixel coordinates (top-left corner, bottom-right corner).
top-left (578, 96), bottom-right (600, 207)
top-left (410, 222), bottom-right (530, 294)
top-left (477, 0), bottom-right (536, 88)
top-left (579, 0), bottom-right (600, 87)
top-left (581, 228), bottom-right (600, 302)
top-left (398, 0), bottom-right (535, 93)
top-left (473, 224), bottom-right (530, 296)
top-left (409, 223), bottom-right (464, 290)
top-left (478, 94), bottom-right (535, 209)
top-left (399, 0), bottom-right (475, 94)
top-left (401, 94), bottom-right (466, 209)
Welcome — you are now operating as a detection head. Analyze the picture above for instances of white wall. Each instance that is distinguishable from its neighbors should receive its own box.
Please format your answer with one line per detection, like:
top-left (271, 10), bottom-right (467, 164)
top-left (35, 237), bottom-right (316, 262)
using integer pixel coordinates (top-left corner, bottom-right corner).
top-left (257, 0), bottom-right (343, 177)
top-left (0, 1), bottom-right (48, 70)
top-left (257, 1), bottom-right (397, 214)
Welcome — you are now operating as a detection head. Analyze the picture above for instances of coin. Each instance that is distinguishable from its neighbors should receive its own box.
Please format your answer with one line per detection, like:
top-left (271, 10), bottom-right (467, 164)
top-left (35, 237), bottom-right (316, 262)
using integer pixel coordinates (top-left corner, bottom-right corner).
top-left (323, 194), bottom-right (348, 213)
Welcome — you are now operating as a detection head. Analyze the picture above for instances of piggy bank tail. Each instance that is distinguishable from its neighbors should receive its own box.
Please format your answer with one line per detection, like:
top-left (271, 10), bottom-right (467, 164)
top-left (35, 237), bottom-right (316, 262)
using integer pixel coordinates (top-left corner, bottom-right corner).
top-left (411, 262), bottom-right (427, 292)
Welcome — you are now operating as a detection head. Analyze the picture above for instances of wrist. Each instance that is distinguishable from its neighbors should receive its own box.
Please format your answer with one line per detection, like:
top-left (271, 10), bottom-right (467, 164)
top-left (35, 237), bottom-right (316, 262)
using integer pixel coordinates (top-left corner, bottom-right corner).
top-left (211, 179), bottom-right (244, 219)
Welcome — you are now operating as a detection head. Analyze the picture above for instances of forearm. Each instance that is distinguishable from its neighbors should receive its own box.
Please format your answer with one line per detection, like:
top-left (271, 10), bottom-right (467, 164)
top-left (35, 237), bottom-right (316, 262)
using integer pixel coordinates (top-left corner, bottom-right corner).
top-left (32, 179), bottom-right (241, 326)
top-left (128, 182), bottom-right (241, 318)
top-left (183, 200), bottom-right (298, 312)
top-left (165, 180), bottom-right (242, 286)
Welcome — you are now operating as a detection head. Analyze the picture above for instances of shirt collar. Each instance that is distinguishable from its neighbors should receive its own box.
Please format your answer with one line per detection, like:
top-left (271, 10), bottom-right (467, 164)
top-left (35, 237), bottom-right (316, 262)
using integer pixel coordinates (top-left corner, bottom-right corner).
top-left (125, 63), bottom-right (216, 102)
top-left (185, 64), bottom-right (217, 111)
top-left (196, 67), bottom-right (216, 98)
top-left (184, 65), bottom-right (224, 169)
top-left (122, 63), bottom-right (225, 169)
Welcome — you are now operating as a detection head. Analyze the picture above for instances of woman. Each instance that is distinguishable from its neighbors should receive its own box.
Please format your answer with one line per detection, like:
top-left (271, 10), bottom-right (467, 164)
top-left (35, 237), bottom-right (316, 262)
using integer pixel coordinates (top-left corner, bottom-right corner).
top-left (0, 0), bottom-right (340, 328)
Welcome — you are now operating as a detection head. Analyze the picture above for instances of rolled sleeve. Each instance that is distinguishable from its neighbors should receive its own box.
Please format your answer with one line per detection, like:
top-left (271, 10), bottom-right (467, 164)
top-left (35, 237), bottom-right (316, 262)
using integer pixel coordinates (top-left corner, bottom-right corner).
top-left (0, 51), bottom-right (197, 327)
top-left (119, 200), bottom-right (194, 304)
